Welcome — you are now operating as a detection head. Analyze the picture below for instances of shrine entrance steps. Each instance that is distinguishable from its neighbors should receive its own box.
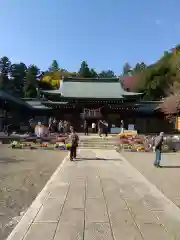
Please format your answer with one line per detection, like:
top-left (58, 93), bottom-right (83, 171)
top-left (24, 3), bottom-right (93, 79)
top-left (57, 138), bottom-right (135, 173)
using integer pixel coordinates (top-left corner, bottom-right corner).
top-left (78, 134), bottom-right (116, 149)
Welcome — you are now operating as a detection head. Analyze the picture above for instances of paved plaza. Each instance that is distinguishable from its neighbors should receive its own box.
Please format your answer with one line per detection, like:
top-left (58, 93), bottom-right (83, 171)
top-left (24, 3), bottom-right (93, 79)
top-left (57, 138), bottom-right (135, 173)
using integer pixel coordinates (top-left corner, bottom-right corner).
top-left (7, 149), bottom-right (180, 240)
top-left (121, 151), bottom-right (180, 208)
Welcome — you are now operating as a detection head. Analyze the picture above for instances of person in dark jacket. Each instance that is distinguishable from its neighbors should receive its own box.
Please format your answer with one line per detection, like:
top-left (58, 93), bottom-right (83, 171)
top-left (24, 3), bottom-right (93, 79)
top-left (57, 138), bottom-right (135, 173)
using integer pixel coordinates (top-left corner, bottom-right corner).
top-left (84, 120), bottom-right (88, 135)
top-left (29, 118), bottom-right (34, 134)
top-left (154, 132), bottom-right (164, 167)
top-left (103, 120), bottom-right (108, 137)
top-left (69, 128), bottom-right (79, 161)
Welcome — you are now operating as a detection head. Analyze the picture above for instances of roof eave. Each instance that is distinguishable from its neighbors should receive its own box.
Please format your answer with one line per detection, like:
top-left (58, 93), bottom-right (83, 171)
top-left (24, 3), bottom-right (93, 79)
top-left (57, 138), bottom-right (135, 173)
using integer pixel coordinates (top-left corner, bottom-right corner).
top-left (122, 92), bottom-right (143, 96)
top-left (0, 90), bottom-right (32, 109)
top-left (51, 96), bottom-right (124, 100)
top-left (41, 90), bottom-right (62, 95)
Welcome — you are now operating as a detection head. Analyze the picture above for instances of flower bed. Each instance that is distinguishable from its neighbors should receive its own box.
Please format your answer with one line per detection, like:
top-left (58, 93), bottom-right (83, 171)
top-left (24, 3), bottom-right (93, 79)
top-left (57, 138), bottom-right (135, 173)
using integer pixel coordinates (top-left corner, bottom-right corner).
top-left (117, 134), bottom-right (180, 153)
top-left (11, 141), bottom-right (37, 149)
top-left (11, 140), bottom-right (70, 151)
top-left (116, 134), bottom-right (151, 152)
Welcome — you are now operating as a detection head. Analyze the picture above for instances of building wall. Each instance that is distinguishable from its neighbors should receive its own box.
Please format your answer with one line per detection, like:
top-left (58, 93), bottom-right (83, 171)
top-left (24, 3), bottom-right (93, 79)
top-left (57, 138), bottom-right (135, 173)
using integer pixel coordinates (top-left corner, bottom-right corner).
top-left (50, 107), bottom-right (175, 133)
top-left (107, 113), bottom-right (174, 133)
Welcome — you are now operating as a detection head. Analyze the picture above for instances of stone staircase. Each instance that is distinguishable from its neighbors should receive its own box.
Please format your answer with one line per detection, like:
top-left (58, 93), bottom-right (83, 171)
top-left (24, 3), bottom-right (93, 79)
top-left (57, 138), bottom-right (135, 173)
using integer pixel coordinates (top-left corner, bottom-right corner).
top-left (78, 136), bottom-right (116, 149)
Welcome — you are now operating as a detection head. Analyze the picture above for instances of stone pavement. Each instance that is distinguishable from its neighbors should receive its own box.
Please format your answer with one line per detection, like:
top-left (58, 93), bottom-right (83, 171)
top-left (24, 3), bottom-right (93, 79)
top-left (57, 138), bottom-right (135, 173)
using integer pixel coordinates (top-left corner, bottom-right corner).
top-left (7, 149), bottom-right (180, 240)
top-left (121, 152), bottom-right (180, 208)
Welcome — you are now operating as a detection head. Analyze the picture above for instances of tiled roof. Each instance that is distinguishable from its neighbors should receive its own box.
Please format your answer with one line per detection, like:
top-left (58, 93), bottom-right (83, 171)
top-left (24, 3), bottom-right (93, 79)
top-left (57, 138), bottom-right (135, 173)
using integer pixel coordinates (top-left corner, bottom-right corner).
top-left (42, 77), bottom-right (141, 99)
top-left (26, 101), bottom-right (52, 109)
top-left (0, 90), bottom-right (31, 108)
top-left (61, 78), bottom-right (123, 98)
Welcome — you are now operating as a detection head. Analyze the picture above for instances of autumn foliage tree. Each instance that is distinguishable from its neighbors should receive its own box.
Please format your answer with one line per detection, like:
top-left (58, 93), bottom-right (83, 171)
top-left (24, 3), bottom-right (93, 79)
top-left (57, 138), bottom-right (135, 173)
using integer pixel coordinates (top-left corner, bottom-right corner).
top-left (121, 62), bottom-right (146, 91)
top-left (159, 82), bottom-right (180, 120)
top-left (40, 70), bottom-right (77, 89)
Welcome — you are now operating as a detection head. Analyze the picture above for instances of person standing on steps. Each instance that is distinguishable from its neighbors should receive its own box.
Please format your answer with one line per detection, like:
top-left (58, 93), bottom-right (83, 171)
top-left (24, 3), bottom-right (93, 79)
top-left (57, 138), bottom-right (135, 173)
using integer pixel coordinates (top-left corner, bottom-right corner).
top-left (154, 132), bottom-right (164, 167)
top-left (98, 120), bottom-right (103, 137)
top-left (92, 122), bottom-right (96, 133)
top-left (103, 120), bottom-right (108, 137)
top-left (120, 120), bottom-right (124, 133)
top-left (64, 120), bottom-right (68, 135)
top-left (69, 127), bottom-right (79, 161)
top-left (84, 120), bottom-right (88, 135)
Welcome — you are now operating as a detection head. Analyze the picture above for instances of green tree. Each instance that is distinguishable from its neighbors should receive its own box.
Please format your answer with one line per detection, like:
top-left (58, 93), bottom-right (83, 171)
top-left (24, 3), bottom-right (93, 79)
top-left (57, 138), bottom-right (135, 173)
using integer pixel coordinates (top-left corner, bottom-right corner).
top-left (137, 63), bottom-right (172, 100)
top-left (99, 70), bottom-right (116, 78)
top-left (49, 60), bottom-right (59, 72)
top-left (78, 61), bottom-right (92, 78)
top-left (0, 56), bottom-right (11, 89)
top-left (90, 68), bottom-right (98, 77)
top-left (10, 62), bottom-right (27, 96)
top-left (133, 62), bottom-right (146, 73)
top-left (23, 65), bottom-right (39, 98)
top-left (132, 47), bottom-right (180, 100)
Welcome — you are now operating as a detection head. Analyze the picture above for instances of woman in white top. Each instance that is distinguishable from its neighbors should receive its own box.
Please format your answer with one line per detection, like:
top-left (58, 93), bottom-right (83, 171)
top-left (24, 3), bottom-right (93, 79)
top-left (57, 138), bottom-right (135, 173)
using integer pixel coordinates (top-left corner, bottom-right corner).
top-left (92, 122), bottom-right (96, 133)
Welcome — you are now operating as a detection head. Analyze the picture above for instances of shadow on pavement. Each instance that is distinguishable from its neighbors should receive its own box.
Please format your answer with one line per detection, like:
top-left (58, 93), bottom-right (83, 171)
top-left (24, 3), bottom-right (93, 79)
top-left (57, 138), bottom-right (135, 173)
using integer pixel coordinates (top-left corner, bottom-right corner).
top-left (75, 157), bottom-right (121, 161)
top-left (75, 157), bottom-right (106, 161)
top-left (161, 165), bottom-right (180, 168)
top-left (0, 158), bottom-right (26, 164)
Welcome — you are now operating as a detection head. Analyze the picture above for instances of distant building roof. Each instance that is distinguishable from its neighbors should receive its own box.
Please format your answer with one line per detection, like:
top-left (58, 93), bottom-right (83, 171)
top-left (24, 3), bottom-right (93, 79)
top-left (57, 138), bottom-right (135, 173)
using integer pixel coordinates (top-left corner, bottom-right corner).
top-left (0, 90), bottom-right (31, 108)
top-left (42, 77), bottom-right (141, 99)
top-left (25, 100), bottom-right (52, 109)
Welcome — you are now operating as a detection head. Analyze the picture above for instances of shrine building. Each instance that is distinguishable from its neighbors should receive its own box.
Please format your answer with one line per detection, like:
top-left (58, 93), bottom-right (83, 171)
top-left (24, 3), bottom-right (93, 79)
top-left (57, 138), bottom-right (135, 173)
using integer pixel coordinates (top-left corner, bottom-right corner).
top-left (0, 77), bottom-right (175, 133)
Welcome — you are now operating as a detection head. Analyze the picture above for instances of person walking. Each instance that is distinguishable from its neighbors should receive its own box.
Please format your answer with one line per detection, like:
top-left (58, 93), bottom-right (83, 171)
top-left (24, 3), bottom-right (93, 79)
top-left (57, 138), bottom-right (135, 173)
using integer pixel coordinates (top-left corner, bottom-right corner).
top-left (69, 128), bottom-right (79, 161)
top-left (103, 120), bottom-right (108, 137)
top-left (92, 122), bottom-right (96, 133)
top-left (98, 120), bottom-right (103, 137)
top-left (154, 132), bottom-right (164, 167)
top-left (84, 120), bottom-right (88, 135)
top-left (120, 120), bottom-right (124, 133)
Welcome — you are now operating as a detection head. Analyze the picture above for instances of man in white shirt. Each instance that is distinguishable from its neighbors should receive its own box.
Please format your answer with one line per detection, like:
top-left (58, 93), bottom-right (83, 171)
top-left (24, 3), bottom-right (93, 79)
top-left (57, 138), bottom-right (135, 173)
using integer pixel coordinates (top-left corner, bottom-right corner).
top-left (92, 122), bottom-right (96, 133)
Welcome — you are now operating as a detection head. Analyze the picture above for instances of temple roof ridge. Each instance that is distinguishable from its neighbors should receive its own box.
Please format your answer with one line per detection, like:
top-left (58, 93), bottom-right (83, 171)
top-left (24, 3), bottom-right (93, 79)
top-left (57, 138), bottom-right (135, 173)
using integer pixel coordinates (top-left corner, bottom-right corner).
top-left (62, 76), bottom-right (119, 83)
top-left (41, 77), bottom-right (142, 99)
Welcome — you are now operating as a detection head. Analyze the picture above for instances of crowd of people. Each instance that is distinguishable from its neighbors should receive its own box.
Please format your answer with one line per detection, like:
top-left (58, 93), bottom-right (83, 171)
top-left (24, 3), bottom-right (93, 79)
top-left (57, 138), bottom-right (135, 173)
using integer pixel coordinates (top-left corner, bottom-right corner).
top-left (48, 118), bottom-right (110, 137)
top-left (29, 117), bottom-right (72, 137)
top-left (29, 117), bottom-right (125, 138)
top-left (83, 119), bottom-right (109, 137)
top-left (48, 117), bottom-right (72, 134)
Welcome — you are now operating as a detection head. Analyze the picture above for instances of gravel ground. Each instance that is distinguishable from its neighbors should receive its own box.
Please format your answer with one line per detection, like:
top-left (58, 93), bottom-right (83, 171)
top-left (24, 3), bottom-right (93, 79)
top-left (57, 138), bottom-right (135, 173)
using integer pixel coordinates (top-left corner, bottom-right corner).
top-left (121, 151), bottom-right (180, 208)
top-left (0, 145), bottom-right (68, 240)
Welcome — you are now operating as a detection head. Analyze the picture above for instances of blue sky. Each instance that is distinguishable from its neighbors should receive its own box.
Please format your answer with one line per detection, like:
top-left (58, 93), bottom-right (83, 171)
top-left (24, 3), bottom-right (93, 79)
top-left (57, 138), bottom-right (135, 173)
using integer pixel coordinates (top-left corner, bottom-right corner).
top-left (0, 0), bottom-right (179, 74)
